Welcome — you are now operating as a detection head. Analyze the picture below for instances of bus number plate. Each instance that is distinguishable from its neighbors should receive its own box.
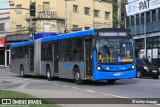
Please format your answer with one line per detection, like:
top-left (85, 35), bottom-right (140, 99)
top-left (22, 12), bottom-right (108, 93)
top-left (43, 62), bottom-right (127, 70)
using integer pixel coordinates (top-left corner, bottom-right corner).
top-left (114, 73), bottom-right (121, 76)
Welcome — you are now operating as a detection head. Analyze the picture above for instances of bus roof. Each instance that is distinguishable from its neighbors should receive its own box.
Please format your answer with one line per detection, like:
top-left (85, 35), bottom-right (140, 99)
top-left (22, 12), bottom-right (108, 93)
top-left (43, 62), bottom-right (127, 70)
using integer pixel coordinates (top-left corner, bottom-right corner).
top-left (10, 29), bottom-right (94, 48)
top-left (41, 29), bottom-right (94, 42)
top-left (10, 40), bottom-right (35, 48)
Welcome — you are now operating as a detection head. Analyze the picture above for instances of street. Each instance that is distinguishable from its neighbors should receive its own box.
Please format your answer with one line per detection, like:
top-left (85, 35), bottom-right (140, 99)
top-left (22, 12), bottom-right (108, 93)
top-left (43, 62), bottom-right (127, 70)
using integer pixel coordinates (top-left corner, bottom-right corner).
top-left (0, 68), bottom-right (160, 107)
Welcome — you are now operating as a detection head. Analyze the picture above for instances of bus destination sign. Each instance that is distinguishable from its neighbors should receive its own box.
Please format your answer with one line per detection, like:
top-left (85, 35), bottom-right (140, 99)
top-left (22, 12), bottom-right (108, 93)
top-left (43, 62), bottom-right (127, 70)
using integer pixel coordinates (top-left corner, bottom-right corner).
top-left (99, 32), bottom-right (127, 37)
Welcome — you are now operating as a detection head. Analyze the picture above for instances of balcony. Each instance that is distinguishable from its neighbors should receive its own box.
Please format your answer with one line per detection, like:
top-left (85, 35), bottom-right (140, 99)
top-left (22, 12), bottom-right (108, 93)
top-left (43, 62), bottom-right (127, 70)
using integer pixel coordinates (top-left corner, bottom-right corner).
top-left (26, 11), bottom-right (65, 21)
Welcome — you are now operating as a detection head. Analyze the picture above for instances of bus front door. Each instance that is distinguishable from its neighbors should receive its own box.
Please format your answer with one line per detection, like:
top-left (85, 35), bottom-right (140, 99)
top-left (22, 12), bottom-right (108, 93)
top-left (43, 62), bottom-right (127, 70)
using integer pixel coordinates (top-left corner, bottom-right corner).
top-left (29, 46), bottom-right (34, 72)
top-left (85, 39), bottom-right (93, 78)
top-left (54, 42), bottom-right (59, 76)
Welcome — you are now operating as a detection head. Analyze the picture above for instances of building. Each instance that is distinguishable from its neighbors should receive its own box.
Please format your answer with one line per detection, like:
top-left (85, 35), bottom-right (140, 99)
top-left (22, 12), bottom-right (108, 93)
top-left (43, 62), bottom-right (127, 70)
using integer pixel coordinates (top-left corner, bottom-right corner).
top-left (9, 0), bottom-right (113, 36)
top-left (0, 12), bottom-right (10, 66)
top-left (126, 0), bottom-right (160, 61)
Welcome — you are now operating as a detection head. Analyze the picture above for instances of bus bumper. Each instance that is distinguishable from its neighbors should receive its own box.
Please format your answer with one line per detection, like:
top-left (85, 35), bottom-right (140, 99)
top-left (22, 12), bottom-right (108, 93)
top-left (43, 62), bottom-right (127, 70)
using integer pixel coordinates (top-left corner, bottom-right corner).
top-left (93, 69), bottom-right (136, 81)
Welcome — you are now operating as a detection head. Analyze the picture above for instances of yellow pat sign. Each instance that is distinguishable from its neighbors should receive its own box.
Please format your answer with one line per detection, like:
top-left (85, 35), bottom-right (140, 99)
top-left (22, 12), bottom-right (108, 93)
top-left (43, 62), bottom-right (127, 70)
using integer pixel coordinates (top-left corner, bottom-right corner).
top-left (122, 59), bottom-right (133, 62)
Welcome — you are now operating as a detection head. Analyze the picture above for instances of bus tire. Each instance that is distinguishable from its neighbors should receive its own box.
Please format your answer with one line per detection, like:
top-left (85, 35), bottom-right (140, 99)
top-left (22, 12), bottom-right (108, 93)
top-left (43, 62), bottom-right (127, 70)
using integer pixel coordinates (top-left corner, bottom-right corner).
top-left (107, 80), bottom-right (116, 84)
top-left (74, 68), bottom-right (83, 85)
top-left (20, 65), bottom-right (25, 78)
top-left (46, 66), bottom-right (52, 81)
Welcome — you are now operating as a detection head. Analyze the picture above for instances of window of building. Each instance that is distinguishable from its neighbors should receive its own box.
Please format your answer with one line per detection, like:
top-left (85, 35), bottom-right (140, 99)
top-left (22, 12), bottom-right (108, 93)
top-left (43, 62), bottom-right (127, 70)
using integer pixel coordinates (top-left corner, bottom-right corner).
top-left (43, 2), bottom-right (50, 11)
top-left (16, 4), bottom-right (22, 14)
top-left (158, 8), bottom-right (160, 20)
top-left (141, 13), bottom-right (144, 24)
top-left (126, 17), bottom-right (130, 27)
top-left (84, 7), bottom-right (90, 15)
top-left (16, 25), bottom-right (22, 32)
top-left (131, 16), bottom-right (134, 26)
top-left (85, 27), bottom-right (90, 30)
top-left (105, 11), bottom-right (110, 20)
top-left (73, 5), bottom-right (78, 13)
top-left (146, 12), bottom-right (150, 23)
top-left (94, 10), bottom-right (100, 17)
top-left (73, 25), bottom-right (78, 29)
top-left (0, 23), bottom-right (5, 31)
top-left (136, 14), bottom-right (139, 25)
top-left (152, 10), bottom-right (156, 21)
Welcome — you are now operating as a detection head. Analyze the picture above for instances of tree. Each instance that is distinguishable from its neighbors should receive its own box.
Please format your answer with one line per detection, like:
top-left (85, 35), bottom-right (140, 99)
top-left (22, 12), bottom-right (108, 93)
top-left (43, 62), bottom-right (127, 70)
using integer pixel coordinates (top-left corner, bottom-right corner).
top-left (104, 0), bottom-right (127, 28)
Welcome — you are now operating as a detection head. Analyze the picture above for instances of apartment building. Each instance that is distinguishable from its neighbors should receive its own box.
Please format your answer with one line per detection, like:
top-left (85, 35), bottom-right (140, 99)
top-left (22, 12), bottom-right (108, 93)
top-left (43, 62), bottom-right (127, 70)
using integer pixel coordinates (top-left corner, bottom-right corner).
top-left (9, 0), bottom-right (113, 35)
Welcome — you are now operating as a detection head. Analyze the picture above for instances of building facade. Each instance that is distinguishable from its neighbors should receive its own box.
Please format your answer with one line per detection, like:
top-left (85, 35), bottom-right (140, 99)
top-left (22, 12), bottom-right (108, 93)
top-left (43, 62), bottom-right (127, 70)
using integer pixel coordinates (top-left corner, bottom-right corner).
top-left (9, 0), bottom-right (113, 35)
top-left (126, 0), bottom-right (160, 61)
top-left (0, 12), bottom-right (10, 66)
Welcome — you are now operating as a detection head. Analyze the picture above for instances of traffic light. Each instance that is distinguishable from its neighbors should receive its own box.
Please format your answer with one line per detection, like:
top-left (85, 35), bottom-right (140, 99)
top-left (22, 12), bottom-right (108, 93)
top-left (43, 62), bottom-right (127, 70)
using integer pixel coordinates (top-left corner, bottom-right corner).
top-left (30, 3), bottom-right (36, 16)
top-left (9, 1), bottom-right (14, 6)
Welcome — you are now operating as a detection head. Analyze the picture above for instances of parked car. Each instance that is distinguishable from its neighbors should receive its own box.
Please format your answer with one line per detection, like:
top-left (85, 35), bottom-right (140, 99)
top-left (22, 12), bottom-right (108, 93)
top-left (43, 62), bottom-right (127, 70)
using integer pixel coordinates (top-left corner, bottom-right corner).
top-left (136, 58), bottom-right (160, 79)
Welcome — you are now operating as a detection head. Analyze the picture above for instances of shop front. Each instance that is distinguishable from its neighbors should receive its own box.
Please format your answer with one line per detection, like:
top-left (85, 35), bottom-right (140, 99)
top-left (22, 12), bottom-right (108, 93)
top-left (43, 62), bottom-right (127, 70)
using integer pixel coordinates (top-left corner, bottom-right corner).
top-left (0, 38), bottom-right (6, 66)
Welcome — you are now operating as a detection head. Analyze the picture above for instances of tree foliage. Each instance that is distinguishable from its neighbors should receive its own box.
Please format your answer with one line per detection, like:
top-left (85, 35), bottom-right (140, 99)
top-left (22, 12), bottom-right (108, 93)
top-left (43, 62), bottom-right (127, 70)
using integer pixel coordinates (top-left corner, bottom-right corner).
top-left (104, 0), bottom-right (127, 28)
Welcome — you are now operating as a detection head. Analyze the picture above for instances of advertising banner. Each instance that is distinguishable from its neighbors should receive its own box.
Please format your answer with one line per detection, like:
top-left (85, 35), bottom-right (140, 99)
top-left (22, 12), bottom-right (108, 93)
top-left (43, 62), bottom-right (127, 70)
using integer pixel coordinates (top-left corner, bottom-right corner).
top-left (126, 0), bottom-right (160, 16)
top-left (152, 48), bottom-right (158, 59)
top-left (0, 38), bottom-right (6, 47)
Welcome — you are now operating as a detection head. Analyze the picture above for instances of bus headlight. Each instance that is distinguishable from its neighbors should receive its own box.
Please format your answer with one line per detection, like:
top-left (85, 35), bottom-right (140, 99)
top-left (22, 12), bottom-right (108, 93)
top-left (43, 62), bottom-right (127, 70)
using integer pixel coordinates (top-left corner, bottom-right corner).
top-left (97, 66), bottom-right (101, 71)
top-left (159, 68), bottom-right (160, 71)
top-left (131, 64), bottom-right (136, 69)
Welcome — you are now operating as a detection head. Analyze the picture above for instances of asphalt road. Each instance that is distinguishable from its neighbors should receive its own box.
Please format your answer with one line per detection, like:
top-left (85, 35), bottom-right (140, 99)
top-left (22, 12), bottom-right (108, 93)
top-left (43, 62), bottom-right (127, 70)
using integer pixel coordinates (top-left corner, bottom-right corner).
top-left (0, 68), bottom-right (160, 107)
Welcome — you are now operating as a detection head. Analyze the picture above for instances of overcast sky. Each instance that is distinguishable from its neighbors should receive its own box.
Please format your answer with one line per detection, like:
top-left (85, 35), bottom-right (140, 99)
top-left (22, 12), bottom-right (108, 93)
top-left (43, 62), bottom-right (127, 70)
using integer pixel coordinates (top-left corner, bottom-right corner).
top-left (0, 0), bottom-right (9, 13)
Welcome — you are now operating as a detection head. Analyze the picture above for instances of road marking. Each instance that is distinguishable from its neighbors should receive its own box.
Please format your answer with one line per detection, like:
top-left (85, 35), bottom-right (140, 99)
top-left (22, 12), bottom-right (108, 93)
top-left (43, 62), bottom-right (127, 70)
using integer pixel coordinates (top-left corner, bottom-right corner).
top-left (72, 87), bottom-right (80, 90)
top-left (62, 85), bottom-right (68, 87)
top-left (85, 89), bottom-right (127, 98)
top-left (17, 82), bottom-right (29, 89)
top-left (85, 90), bottom-right (96, 93)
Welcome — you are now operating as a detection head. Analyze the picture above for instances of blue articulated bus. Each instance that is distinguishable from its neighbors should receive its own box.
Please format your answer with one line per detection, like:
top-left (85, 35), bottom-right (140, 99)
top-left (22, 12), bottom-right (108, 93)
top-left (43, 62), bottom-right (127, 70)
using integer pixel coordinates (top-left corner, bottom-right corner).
top-left (10, 28), bottom-right (136, 84)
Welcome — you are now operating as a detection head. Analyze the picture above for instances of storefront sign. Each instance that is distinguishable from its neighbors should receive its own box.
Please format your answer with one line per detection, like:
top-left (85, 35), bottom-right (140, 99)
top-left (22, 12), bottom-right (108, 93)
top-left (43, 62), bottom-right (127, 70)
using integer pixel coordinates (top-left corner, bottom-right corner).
top-left (152, 48), bottom-right (158, 58)
top-left (0, 38), bottom-right (6, 47)
top-left (126, 0), bottom-right (160, 16)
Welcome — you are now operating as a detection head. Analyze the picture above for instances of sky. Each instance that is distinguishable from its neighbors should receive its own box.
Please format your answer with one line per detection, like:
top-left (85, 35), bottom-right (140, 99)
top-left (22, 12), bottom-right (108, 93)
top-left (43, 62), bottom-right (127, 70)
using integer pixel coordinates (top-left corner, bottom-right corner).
top-left (0, 0), bottom-right (9, 13)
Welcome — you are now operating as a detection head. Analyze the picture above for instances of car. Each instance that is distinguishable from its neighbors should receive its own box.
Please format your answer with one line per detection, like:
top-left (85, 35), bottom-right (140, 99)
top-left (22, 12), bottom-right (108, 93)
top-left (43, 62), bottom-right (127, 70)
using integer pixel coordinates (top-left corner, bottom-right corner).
top-left (136, 58), bottom-right (160, 79)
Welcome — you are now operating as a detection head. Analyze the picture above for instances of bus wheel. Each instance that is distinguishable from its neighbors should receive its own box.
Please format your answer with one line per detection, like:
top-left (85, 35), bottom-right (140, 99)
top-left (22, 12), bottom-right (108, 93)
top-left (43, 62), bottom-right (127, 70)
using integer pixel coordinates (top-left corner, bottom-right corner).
top-left (20, 66), bottom-right (25, 78)
top-left (74, 69), bottom-right (83, 85)
top-left (46, 67), bottom-right (52, 81)
top-left (107, 80), bottom-right (116, 84)
top-left (136, 69), bottom-right (142, 78)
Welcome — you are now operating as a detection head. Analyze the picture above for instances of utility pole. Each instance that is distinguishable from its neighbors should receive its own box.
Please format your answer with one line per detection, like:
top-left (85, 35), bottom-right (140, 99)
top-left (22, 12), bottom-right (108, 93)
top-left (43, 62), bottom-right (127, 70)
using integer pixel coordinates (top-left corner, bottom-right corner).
top-left (117, 0), bottom-right (121, 28)
top-left (64, 0), bottom-right (75, 33)
top-left (29, 0), bottom-right (32, 38)
top-left (65, 0), bottom-right (67, 32)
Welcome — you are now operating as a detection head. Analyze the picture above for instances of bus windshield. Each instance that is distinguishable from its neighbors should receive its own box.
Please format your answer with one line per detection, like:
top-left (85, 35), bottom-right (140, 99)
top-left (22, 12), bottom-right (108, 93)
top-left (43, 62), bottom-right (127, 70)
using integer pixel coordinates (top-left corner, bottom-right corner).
top-left (96, 38), bottom-right (134, 63)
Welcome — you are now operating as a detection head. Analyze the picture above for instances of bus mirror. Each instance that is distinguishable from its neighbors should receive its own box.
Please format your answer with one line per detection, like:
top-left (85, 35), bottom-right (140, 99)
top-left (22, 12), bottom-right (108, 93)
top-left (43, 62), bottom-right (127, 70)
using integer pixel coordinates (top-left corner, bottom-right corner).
top-left (92, 39), bottom-right (96, 49)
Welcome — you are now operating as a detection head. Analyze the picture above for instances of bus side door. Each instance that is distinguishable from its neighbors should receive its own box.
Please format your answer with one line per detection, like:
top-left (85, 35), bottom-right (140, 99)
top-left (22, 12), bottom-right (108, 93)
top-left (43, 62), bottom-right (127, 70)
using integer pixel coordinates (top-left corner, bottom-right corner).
top-left (85, 39), bottom-right (93, 78)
